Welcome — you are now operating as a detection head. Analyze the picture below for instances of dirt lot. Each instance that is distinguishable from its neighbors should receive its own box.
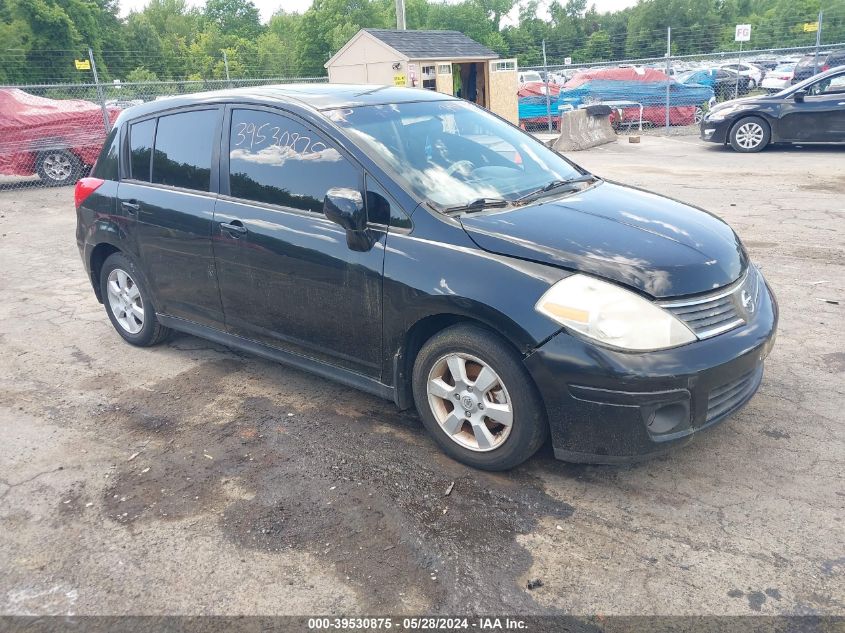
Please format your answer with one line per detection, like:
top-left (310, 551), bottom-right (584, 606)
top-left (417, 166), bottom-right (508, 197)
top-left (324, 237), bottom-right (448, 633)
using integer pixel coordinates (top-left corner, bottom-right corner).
top-left (0, 136), bottom-right (843, 618)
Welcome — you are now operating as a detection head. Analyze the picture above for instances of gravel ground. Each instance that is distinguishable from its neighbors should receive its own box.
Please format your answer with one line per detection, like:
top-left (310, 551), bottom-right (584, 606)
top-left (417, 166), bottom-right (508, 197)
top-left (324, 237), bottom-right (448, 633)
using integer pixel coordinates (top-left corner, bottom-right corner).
top-left (0, 136), bottom-right (843, 618)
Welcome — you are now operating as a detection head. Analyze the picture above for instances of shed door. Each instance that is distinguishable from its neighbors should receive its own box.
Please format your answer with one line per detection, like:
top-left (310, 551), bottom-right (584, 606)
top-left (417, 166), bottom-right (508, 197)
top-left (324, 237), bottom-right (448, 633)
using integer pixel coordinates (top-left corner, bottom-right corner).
top-left (435, 62), bottom-right (453, 95)
top-left (488, 59), bottom-right (518, 124)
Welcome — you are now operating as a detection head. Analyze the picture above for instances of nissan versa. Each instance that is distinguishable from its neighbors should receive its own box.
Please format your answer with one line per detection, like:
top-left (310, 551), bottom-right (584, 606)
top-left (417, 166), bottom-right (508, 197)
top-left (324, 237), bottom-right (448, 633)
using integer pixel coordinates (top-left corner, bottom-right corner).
top-left (75, 84), bottom-right (777, 470)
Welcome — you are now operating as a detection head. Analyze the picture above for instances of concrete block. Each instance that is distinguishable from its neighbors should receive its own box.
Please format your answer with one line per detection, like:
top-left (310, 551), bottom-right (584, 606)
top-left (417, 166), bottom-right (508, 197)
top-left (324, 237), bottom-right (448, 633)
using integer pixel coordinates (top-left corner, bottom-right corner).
top-left (552, 108), bottom-right (617, 152)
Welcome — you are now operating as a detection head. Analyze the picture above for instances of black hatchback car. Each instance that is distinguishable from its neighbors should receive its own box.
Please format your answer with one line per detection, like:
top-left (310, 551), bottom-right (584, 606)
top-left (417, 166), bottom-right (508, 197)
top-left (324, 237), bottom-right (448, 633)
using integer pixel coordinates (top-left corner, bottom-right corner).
top-left (76, 84), bottom-right (777, 470)
top-left (792, 49), bottom-right (845, 83)
top-left (701, 65), bottom-right (845, 151)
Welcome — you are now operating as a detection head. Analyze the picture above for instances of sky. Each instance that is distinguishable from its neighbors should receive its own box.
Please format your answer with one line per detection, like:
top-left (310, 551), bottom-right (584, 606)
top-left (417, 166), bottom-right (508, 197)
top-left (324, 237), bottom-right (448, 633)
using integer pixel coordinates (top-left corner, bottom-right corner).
top-left (118, 0), bottom-right (640, 23)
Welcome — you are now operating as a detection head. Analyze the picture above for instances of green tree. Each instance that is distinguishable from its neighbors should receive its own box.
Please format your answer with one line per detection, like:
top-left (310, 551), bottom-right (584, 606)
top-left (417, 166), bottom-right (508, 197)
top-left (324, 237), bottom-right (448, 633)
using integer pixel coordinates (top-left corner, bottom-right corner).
top-left (585, 30), bottom-right (611, 60)
top-left (203, 0), bottom-right (261, 40)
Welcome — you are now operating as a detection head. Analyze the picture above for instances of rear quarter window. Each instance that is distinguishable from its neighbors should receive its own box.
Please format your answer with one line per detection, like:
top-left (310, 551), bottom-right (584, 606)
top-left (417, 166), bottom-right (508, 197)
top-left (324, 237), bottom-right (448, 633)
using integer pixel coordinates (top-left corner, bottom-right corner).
top-left (91, 126), bottom-right (119, 180)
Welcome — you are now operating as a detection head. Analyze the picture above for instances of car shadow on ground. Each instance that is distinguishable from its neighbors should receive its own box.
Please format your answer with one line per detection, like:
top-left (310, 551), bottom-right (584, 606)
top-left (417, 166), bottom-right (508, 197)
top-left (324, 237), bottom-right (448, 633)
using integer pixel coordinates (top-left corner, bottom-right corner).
top-left (701, 142), bottom-right (845, 153)
top-left (96, 329), bottom-right (585, 612)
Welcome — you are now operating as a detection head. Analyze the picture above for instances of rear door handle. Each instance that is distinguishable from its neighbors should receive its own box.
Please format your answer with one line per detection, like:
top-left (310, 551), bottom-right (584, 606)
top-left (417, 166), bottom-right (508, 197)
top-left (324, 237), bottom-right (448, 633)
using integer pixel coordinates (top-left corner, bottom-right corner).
top-left (121, 200), bottom-right (140, 214)
top-left (220, 220), bottom-right (247, 236)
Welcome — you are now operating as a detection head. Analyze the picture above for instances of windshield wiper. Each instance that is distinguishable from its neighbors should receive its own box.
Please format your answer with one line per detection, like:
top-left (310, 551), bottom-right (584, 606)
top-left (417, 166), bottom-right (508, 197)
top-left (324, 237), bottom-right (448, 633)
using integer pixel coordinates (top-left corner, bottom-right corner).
top-left (444, 197), bottom-right (510, 214)
top-left (515, 174), bottom-right (599, 204)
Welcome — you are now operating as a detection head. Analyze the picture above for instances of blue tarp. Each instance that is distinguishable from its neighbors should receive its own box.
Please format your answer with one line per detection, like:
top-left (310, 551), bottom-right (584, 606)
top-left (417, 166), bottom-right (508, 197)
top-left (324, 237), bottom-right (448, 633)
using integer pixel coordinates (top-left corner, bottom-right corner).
top-left (679, 69), bottom-right (717, 88)
top-left (519, 78), bottom-right (714, 120)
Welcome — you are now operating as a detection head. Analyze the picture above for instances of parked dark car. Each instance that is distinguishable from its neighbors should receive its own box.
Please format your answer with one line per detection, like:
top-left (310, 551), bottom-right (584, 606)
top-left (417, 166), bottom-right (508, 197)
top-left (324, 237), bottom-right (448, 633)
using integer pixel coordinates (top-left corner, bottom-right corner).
top-left (712, 68), bottom-right (752, 100)
top-left (792, 49), bottom-right (845, 83)
top-left (701, 65), bottom-right (845, 151)
top-left (75, 84), bottom-right (777, 470)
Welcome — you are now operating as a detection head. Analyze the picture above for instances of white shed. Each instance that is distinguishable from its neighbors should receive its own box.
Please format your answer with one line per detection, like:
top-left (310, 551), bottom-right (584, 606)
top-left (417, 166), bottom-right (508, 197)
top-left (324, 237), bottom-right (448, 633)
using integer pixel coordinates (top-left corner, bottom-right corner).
top-left (325, 29), bottom-right (518, 124)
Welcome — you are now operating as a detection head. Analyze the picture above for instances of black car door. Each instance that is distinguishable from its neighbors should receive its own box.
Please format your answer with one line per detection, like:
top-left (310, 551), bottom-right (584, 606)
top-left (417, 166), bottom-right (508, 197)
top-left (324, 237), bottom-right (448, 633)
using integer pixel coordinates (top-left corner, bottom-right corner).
top-left (777, 72), bottom-right (845, 141)
top-left (118, 108), bottom-right (225, 328)
top-left (212, 106), bottom-right (386, 377)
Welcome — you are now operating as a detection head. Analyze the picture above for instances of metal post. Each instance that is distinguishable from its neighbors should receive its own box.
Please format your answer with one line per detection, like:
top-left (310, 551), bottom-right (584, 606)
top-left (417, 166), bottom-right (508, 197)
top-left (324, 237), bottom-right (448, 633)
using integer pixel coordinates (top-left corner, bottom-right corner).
top-left (543, 39), bottom-right (552, 133)
top-left (395, 0), bottom-right (406, 30)
top-left (223, 50), bottom-right (231, 82)
top-left (813, 10), bottom-right (824, 74)
top-left (88, 47), bottom-right (111, 134)
top-left (735, 40), bottom-right (743, 99)
top-left (665, 27), bottom-right (671, 131)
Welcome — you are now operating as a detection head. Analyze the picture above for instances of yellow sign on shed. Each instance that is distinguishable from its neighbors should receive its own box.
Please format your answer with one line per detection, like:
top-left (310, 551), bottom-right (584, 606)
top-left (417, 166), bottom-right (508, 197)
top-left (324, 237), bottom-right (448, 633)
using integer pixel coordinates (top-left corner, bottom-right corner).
top-left (393, 73), bottom-right (406, 86)
top-left (74, 59), bottom-right (91, 70)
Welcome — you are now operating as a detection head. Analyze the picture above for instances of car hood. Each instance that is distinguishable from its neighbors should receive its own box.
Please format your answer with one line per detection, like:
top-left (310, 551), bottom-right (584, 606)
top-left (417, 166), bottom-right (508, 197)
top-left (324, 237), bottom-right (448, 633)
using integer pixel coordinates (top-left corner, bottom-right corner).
top-left (459, 181), bottom-right (747, 298)
top-left (710, 94), bottom-right (779, 111)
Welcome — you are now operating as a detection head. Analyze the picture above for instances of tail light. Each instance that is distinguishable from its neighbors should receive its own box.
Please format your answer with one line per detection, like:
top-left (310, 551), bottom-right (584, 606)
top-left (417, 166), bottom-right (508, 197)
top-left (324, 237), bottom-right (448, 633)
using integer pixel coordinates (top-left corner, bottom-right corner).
top-left (74, 177), bottom-right (104, 208)
top-left (821, 64), bottom-right (830, 72)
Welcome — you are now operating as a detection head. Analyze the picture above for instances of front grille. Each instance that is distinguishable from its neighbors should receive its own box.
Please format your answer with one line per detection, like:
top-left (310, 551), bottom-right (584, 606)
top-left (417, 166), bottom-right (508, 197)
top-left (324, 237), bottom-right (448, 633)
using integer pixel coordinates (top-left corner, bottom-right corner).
top-left (706, 365), bottom-right (763, 422)
top-left (659, 267), bottom-right (760, 339)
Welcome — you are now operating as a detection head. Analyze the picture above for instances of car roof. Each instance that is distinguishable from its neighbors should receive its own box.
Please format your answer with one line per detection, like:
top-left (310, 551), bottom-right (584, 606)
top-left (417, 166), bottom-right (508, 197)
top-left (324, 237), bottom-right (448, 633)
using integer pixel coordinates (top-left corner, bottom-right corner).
top-left (119, 83), bottom-right (456, 121)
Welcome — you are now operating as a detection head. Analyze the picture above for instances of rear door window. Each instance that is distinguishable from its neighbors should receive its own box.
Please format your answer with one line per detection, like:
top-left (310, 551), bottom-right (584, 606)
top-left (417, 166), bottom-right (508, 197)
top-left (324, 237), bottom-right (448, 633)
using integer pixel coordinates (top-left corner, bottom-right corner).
top-left (128, 119), bottom-right (155, 182)
top-left (227, 108), bottom-right (361, 213)
top-left (151, 110), bottom-right (218, 191)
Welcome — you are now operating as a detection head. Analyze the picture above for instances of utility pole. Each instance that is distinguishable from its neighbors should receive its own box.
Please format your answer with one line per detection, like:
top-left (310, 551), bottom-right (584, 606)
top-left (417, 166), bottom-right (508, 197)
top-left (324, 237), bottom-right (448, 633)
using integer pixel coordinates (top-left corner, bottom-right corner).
top-left (665, 27), bottom-right (671, 130)
top-left (813, 10), bottom-right (824, 74)
top-left (543, 39), bottom-right (552, 132)
top-left (88, 47), bottom-right (110, 134)
top-left (395, 0), bottom-right (406, 30)
top-left (223, 50), bottom-right (231, 82)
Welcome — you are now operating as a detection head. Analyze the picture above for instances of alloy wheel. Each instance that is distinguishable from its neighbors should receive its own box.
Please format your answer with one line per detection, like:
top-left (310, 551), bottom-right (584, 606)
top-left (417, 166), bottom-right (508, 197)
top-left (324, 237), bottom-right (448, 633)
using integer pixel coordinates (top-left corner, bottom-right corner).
top-left (42, 152), bottom-right (73, 182)
top-left (106, 268), bottom-right (144, 334)
top-left (734, 122), bottom-right (764, 149)
top-left (426, 352), bottom-right (513, 452)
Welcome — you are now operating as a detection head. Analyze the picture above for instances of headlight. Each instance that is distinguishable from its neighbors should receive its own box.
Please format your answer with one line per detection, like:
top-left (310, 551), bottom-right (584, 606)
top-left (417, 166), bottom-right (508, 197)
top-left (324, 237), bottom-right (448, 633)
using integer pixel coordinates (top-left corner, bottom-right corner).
top-left (535, 274), bottom-right (697, 351)
top-left (707, 104), bottom-right (756, 121)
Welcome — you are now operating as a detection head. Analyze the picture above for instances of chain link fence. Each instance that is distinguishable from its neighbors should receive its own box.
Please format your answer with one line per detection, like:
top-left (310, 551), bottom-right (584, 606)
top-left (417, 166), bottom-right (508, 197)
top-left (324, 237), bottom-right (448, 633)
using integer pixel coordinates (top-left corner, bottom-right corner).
top-left (2, 38), bottom-right (844, 190)
top-left (518, 42), bottom-right (845, 133)
top-left (0, 75), bottom-right (327, 190)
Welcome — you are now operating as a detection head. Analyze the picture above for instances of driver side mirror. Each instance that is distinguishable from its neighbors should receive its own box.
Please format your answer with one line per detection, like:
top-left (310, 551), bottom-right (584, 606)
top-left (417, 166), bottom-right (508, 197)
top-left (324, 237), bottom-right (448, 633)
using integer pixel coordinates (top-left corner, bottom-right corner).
top-left (324, 187), bottom-right (365, 232)
top-left (793, 89), bottom-right (807, 102)
top-left (323, 187), bottom-right (374, 252)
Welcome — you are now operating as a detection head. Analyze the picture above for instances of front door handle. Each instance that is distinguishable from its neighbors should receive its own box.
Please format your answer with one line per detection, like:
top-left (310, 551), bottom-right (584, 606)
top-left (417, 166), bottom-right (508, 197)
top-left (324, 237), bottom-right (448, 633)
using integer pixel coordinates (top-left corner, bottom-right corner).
top-left (121, 200), bottom-right (140, 214)
top-left (220, 220), bottom-right (247, 236)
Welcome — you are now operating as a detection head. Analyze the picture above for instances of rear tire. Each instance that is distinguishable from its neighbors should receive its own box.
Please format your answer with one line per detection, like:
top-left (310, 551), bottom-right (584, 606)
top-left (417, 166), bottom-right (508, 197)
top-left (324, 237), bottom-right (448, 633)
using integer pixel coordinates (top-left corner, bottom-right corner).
top-left (729, 116), bottom-right (770, 152)
top-left (99, 252), bottom-right (170, 347)
top-left (36, 149), bottom-right (82, 186)
top-left (411, 324), bottom-right (547, 471)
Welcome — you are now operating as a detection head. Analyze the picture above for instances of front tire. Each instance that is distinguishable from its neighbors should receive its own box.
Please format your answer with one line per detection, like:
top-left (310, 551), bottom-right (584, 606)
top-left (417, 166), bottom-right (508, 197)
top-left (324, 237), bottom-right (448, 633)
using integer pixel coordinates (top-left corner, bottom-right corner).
top-left (729, 116), bottom-right (770, 152)
top-left (99, 252), bottom-right (170, 347)
top-left (36, 149), bottom-right (81, 186)
top-left (412, 324), bottom-right (547, 471)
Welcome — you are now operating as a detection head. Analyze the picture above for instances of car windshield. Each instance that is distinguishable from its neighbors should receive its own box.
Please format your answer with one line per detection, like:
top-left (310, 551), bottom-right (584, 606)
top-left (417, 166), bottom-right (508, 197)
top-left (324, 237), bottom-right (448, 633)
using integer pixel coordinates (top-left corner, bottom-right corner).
top-left (772, 68), bottom-right (840, 97)
top-left (324, 100), bottom-right (584, 209)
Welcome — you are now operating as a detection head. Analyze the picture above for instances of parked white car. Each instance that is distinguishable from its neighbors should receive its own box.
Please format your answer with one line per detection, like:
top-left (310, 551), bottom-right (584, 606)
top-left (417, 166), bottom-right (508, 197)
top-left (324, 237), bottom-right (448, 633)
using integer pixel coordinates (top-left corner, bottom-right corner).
top-left (761, 63), bottom-right (796, 91)
top-left (518, 71), bottom-right (543, 85)
top-left (719, 62), bottom-right (764, 89)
